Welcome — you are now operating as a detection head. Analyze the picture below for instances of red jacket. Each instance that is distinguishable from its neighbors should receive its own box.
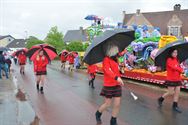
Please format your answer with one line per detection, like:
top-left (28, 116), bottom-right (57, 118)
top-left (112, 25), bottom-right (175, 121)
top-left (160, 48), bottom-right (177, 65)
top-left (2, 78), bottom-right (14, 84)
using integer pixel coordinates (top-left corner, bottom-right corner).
top-left (18, 54), bottom-right (27, 64)
top-left (88, 64), bottom-right (98, 74)
top-left (166, 57), bottom-right (183, 81)
top-left (67, 54), bottom-right (74, 64)
top-left (34, 56), bottom-right (48, 72)
top-left (61, 54), bottom-right (67, 62)
top-left (103, 57), bottom-right (121, 87)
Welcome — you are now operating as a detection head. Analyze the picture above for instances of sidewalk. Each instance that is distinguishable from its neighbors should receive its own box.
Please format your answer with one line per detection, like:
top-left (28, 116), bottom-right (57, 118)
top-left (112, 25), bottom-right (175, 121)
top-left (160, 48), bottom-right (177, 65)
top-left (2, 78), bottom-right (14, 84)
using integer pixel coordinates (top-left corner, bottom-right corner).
top-left (0, 77), bottom-right (41, 125)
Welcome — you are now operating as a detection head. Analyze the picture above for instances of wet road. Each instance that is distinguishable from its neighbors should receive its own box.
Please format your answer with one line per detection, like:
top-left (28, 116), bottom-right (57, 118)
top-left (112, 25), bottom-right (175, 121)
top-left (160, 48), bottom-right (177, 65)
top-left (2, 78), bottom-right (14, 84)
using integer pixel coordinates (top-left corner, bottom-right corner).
top-left (0, 77), bottom-right (40, 125)
top-left (12, 62), bottom-right (188, 125)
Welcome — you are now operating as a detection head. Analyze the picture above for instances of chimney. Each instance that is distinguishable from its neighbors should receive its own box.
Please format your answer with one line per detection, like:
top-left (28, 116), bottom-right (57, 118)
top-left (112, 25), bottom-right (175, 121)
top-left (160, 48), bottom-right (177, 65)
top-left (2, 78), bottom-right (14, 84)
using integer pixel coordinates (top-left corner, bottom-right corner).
top-left (174, 4), bottom-right (181, 11)
top-left (136, 9), bottom-right (140, 15)
top-left (79, 27), bottom-right (84, 35)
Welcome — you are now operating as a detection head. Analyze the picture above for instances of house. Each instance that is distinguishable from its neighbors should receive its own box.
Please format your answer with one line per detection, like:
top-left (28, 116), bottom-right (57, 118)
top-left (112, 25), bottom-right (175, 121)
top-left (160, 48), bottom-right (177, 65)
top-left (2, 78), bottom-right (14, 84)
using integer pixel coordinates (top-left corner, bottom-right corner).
top-left (123, 4), bottom-right (188, 37)
top-left (0, 35), bottom-right (15, 47)
top-left (64, 27), bottom-right (88, 43)
top-left (6, 39), bottom-right (27, 51)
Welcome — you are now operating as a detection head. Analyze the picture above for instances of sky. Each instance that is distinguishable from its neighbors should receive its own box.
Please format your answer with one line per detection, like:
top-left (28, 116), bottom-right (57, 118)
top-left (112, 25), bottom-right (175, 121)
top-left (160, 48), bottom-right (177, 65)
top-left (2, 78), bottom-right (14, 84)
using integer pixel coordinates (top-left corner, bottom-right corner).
top-left (0, 0), bottom-right (188, 39)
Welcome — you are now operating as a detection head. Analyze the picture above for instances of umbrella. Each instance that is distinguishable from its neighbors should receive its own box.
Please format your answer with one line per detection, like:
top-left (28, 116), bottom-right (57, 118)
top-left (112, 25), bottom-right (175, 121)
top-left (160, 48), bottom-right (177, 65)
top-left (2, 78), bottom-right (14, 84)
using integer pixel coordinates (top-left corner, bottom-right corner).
top-left (0, 47), bottom-right (10, 51)
top-left (155, 40), bottom-right (188, 70)
top-left (59, 50), bottom-right (69, 56)
top-left (83, 29), bottom-right (135, 65)
top-left (85, 15), bottom-right (100, 21)
top-left (14, 48), bottom-right (28, 57)
top-left (66, 51), bottom-right (78, 57)
top-left (26, 44), bottom-right (57, 61)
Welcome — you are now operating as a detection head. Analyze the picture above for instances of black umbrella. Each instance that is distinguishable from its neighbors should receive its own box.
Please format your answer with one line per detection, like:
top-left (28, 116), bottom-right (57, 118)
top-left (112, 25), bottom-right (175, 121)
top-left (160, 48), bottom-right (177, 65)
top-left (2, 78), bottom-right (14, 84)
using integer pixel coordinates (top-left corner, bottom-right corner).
top-left (155, 40), bottom-right (188, 70)
top-left (83, 29), bottom-right (135, 65)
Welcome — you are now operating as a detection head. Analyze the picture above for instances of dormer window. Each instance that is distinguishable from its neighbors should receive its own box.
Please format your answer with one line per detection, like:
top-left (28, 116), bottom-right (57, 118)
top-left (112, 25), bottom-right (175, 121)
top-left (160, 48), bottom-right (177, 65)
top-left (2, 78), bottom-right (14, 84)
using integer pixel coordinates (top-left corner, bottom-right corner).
top-left (167, 15), bottom-right (182, 37)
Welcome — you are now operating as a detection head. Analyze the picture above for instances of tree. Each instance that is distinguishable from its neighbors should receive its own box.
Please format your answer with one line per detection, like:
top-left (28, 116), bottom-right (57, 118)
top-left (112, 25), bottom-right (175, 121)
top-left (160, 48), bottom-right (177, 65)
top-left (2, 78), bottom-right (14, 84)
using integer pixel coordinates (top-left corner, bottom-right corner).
top-left (45, 26), bottom-right (66, 53)
top-left (83, 42), bottom-right (89, 51)
top-left (26, 36), bottom-right (44, 49)
top-left (66, 41), bottom-right (84, 52)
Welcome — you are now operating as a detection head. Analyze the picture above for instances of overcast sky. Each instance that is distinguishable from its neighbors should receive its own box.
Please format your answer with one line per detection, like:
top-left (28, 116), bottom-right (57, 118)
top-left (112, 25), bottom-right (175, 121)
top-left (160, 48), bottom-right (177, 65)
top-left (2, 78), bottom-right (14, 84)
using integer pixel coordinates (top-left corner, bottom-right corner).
top-left (0, 0), bottom-right (188, 39)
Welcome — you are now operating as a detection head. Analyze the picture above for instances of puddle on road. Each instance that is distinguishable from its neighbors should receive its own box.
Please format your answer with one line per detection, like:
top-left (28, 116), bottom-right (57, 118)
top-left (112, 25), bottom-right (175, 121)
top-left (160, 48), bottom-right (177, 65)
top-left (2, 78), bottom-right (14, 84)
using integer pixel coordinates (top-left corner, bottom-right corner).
top-left (16, 89), bottom-right (27, 101)
top-left (12, 75), bottom-right (42, 125)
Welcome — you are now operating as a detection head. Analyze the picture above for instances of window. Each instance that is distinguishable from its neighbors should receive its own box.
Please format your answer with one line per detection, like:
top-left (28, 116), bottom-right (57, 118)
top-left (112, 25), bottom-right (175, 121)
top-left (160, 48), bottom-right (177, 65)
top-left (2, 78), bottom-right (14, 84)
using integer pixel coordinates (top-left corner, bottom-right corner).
top-left (168, 26), bottom-right (181, 37)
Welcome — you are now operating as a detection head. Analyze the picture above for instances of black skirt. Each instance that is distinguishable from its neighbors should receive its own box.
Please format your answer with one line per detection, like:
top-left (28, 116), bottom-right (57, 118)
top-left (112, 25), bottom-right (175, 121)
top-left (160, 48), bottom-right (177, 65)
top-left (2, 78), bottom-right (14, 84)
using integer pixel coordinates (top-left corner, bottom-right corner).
top-left (164, 81), bottom-right (182, 87)
top-left (100, 85), bottom-right (122, 98)
top-left (36, 71), bottom-right (47, 76)
top-left (19, 63), bottom-right (25, 65)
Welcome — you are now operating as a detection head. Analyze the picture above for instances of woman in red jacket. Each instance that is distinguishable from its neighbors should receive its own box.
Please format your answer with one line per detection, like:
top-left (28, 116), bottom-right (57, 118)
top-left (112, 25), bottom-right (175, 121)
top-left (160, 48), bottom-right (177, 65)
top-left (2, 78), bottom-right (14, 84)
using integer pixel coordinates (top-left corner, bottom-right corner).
top-left (158, 49), bottom-right (183, 113)
top-left (18, 51), bottom-right (27, 74)
top-left (60, 52), bottom-right (68, 69)
top-left (95, 44), bottom-right (124, 125)
top-left (33, 50), bottom-right (48, 94)
top-left (88, 64), bottom-right (98, 89)
top-left (67, 53), bottom-right (75, 71)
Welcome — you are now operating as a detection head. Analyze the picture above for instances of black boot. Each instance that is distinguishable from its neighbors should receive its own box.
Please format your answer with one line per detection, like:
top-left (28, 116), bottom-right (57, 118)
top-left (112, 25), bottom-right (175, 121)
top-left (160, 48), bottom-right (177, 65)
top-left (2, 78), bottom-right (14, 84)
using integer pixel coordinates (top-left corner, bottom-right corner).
top-left (89, 80), bottom-right (91, 86)
top-left (40, 87), bottom-right (44, 94)
top-left (110, 117), bottom-right (117, 125)
top-left (95, 110), bottom-right (102, 124)
top-left (158, 97), bottom-right (164, 107)
top-left (172, 102), bottom-right (182, 113)
top-left (91, 81), bottom-right (95, 89)
top-left (36, 84), bottom-right (39, 91)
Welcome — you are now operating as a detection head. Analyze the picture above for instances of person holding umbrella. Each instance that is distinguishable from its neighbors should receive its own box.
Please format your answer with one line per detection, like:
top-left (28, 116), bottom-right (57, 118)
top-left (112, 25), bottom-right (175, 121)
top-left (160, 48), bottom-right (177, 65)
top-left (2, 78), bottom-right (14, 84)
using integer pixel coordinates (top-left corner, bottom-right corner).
top-left (155, 40), bottom-right (188, 113)
top-left (157, 48), bottom-right (183, 113)
top-left (60, 50), bottom-right (68, 69)
top-left (5, 56), bottom-right (12, 74)
top-left (67, 52), bottom-right (75, 71)
top-left (27, 44), bottom-right (57, 94)
top-left (0, 51), bottom-right (9, 79)
top-left (87, 64), bottom-right (98, 89)
top-left (83, 29), bottom-right (135, 125)
top-left (33, 50), bottom-right (49, 94)
top-left (18, 51), bottom-right (27, 74)
top-left (95, 43), bottom-right (124, 125)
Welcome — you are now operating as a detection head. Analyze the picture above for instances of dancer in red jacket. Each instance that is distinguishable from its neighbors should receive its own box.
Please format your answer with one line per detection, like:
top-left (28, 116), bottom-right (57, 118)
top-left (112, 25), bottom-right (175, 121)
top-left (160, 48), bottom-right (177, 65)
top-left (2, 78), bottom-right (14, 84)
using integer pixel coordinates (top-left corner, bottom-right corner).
top-left (67, 53), bottom-right (75, 71)
top-left (95, 44), bottom-right (124, 125)
top-left (88, 64), bottom-right (98, 89)
top-left (60, 52), bottom-right (68, 69)
top-left (18, 51), bottom-right (27, 74)
top-left (158, 49), bottom-right (183, 113)
top-left (33, 50), bottom-right (48, 94)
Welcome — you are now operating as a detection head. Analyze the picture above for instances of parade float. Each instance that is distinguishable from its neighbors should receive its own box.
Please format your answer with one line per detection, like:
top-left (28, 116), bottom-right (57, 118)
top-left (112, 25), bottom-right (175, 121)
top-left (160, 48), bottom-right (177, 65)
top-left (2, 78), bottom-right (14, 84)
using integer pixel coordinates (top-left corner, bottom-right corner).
top-left (95, 25), bottom-right (188, 89)
top-left (83, 15), bottom-right (188, 89)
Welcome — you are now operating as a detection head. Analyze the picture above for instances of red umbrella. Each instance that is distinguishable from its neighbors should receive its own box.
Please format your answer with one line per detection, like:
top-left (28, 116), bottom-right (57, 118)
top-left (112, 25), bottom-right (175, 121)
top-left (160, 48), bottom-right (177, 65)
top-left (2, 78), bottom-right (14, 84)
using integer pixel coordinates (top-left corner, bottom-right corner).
top-left (68, 51), bottom-right (78, 57)
top-left (59, 50), bottom-right (69, 57)
top-left (13, 48), bottom-right (28, 57)
top-left (26, 44), bottom-right (57, 61)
